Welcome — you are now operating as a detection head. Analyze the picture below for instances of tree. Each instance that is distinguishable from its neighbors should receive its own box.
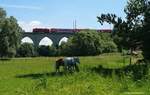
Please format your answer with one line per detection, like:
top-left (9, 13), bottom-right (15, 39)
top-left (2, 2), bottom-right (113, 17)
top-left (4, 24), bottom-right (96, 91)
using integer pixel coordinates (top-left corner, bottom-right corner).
top-left (103, 41), bottom-right (117, 53)
top-left (97, 0), bottom-right (147, 51)
top-left (59, 41), bottom-right (74, 56)
top-left (98, 33), bottom-right (117, 53)
top-left (0, 8), bottom-right (22, 57)
top-left (142, 2), bottom-right (150, 60)
top-left (60, 31), bottom-right (117, 56)
top-left (17, 43), bottom-right (36, 57)
top-left (71, 31), bottom-right (103, 56)
top-left (37, 45), bottom-right (57, 56)
top-left (97, 0), bottom-right (150, 61)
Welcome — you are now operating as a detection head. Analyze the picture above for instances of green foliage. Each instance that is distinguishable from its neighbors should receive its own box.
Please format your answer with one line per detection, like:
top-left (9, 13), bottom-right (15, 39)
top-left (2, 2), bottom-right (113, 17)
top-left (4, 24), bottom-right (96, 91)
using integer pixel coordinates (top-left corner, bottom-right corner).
top-left (103, 41), bottom-right (118, 53)
top-left (60, 31), bottom-right (117, 56)
top-left (98, 33), bottom-right (118, 53)
top-left (59, 41), bottom-right (73, 56)
top-left (124, 0), bottom-right (146, 20)
top-left (71, 31), bottom-right (103, 56)
top-left (97, 0), bottom-right (147, 51)
top-left (97, 0), bottom-right (150, 61)
top-left (0, 8), bottom-right (22, 58)
top-left (142, 2), bottom-right (150, 60)
top-left (98, 13), bottom-right (130, 51)
top-left (17, 43), bottom-right (36, 57)
top-left (37, 45), bottom-right (57, 56)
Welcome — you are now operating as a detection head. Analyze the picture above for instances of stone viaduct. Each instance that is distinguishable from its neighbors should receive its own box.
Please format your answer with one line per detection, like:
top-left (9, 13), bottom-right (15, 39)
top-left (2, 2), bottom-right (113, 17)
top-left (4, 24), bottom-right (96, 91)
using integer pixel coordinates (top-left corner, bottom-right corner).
top-left (22, 32), bottom-right (74, 47)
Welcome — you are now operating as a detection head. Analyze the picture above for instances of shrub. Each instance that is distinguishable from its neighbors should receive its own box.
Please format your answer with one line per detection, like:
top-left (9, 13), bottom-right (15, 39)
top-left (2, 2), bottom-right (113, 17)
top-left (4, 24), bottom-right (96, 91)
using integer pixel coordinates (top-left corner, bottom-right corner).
top-left (17, 43), bottom-right (36, 57)
top-left (59, 31), bottom-right (118, 56)
top-left (37, 45), bottom-right (57, 56)
top-left (103, 41), bottom-right (118, 53)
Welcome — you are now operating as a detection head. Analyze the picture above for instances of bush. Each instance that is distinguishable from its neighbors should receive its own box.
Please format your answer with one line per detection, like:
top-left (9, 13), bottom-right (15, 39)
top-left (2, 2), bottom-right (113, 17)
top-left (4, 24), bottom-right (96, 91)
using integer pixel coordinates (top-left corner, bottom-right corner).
top-left (37, 45), bottom-right (57, 56)
top-left (59, 41), bottom-right (74, 56)
top-left (68, 31), bottom-right (103, 56)
top-left (103, 41), bottom-right (118, 53)
top-left (59, 31), bottom-right (117, 56)
top-left (17, 43), bottom-right (36, 57)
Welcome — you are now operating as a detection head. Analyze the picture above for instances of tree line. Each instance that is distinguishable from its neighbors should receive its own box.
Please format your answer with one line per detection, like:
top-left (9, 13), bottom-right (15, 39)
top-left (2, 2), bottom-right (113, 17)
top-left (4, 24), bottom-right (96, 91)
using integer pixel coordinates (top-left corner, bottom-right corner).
top-left (17, 31), bottom-right (117, 57)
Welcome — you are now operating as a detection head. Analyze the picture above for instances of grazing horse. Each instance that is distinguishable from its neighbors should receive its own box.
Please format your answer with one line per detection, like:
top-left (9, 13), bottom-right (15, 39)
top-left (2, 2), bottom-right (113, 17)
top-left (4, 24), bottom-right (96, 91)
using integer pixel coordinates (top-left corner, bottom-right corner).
top-left (55, 57), bottom-right (80, 72)
top-left (55, 58), bottom-right (64, 72)
top-left (64, 57), bottom-right (80, 72)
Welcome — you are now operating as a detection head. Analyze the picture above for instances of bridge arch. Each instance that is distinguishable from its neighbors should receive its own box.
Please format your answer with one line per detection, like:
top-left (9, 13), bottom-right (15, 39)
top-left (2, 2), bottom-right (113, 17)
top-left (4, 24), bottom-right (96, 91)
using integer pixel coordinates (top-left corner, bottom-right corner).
top-left (59, 37), bottom-right (69, 46)
top-left (22, 32), bottom-right (74, 47)
top-left (39, 37), bottom-right (53, 46)
top-left (21, 37), bottom-right (34, 44)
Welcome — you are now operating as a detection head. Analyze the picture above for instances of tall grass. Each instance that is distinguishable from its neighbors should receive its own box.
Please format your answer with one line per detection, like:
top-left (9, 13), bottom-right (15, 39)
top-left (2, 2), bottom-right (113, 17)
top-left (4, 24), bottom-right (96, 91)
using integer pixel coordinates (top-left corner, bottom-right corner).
top-left (0, 53), bottom-right (149, 95)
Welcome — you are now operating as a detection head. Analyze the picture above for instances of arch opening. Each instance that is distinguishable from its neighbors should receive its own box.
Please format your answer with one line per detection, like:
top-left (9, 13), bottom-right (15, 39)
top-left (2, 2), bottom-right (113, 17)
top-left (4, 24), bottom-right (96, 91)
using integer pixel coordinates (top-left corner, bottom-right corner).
top-left (59, 37), bottom-right (68, 46)
top-left (21, 37), bottom-right (34, 44)
top-left (39, 37), bottom-right (53, 46)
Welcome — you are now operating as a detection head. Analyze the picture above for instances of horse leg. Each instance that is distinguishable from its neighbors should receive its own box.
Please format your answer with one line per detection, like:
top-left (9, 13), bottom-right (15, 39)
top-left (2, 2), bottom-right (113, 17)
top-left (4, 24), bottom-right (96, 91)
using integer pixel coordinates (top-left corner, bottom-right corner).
top-left (55, 66), bottom-right (58, 73)
top-left (73, 64), bottom-right (76, 71)
top-left (63, 65), bottom-right (66, 72)
top-left (55, 62), bottom-right (60, 73)
top-left (55, 63), bottom-right (58, 73)
top-left (58, 66), bottom-right (60, 72)
top-left (74, 64), bottom-right (79, 72)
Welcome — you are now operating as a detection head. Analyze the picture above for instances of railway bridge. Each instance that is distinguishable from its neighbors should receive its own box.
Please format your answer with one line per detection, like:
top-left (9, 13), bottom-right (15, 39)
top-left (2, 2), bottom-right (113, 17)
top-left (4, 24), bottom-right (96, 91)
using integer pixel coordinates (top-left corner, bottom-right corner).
top-left (22, 32), bottom-right (74, 47)
top-left (21, 28), bottom-right (111, 47)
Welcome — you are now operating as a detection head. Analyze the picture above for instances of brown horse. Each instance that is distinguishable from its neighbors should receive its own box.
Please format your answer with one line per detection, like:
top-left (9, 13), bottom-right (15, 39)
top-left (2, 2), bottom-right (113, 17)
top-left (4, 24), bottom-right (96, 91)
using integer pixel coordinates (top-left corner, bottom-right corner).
top-left (55, 57), bottom-right (80, 72)
top-left (55, 58), bottom-right (64, 72)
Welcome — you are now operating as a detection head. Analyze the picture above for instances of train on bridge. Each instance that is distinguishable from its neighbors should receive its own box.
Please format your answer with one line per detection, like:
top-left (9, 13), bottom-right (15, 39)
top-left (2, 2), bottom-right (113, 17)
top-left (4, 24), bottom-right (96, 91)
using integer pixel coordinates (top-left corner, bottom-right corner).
top-left (33, 28), bottom-right (112, 33)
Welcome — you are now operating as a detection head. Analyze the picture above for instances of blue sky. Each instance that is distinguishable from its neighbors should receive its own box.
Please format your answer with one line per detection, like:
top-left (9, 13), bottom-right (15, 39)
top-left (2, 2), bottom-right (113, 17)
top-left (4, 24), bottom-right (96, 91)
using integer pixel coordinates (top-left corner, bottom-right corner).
top-left (0, 0), bottom-right (127, 32)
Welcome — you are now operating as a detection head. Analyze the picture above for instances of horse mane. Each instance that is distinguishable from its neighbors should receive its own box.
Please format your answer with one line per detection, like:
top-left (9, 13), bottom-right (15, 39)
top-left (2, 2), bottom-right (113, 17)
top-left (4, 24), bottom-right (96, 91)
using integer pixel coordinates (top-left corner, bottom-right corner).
top-left (56, 58), bottom-right (63, 63)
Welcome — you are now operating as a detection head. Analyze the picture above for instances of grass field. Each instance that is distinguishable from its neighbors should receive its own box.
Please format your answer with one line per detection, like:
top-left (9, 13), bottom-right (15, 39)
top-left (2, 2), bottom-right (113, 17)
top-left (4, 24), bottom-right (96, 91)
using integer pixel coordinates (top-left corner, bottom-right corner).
top-left (0, 53), bottom-right (150, 95)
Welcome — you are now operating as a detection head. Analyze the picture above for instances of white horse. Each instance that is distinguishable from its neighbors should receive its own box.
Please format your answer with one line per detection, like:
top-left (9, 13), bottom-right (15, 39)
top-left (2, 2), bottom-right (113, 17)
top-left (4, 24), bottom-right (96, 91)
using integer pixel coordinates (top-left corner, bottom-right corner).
top-left (55, 57), bottom-right (80, 72)
top-left (64, 57), bottom-right (80, 72)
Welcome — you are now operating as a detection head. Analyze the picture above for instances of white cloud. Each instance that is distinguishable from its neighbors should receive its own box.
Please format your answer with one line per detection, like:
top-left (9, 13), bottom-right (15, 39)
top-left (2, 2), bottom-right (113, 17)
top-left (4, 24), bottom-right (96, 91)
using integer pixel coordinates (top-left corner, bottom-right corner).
top-left (18, 21), bottom-right (49, 32)
top-left (29, 21), bottom-right (41, 27)
top-left (0, 4), bottom-right (43, 10)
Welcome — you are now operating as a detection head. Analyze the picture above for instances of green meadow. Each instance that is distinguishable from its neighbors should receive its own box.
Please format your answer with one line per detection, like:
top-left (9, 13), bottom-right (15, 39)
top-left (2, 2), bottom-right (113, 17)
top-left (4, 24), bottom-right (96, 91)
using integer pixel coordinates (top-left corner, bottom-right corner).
top-left (0, 53), bottom-right (150, 95)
